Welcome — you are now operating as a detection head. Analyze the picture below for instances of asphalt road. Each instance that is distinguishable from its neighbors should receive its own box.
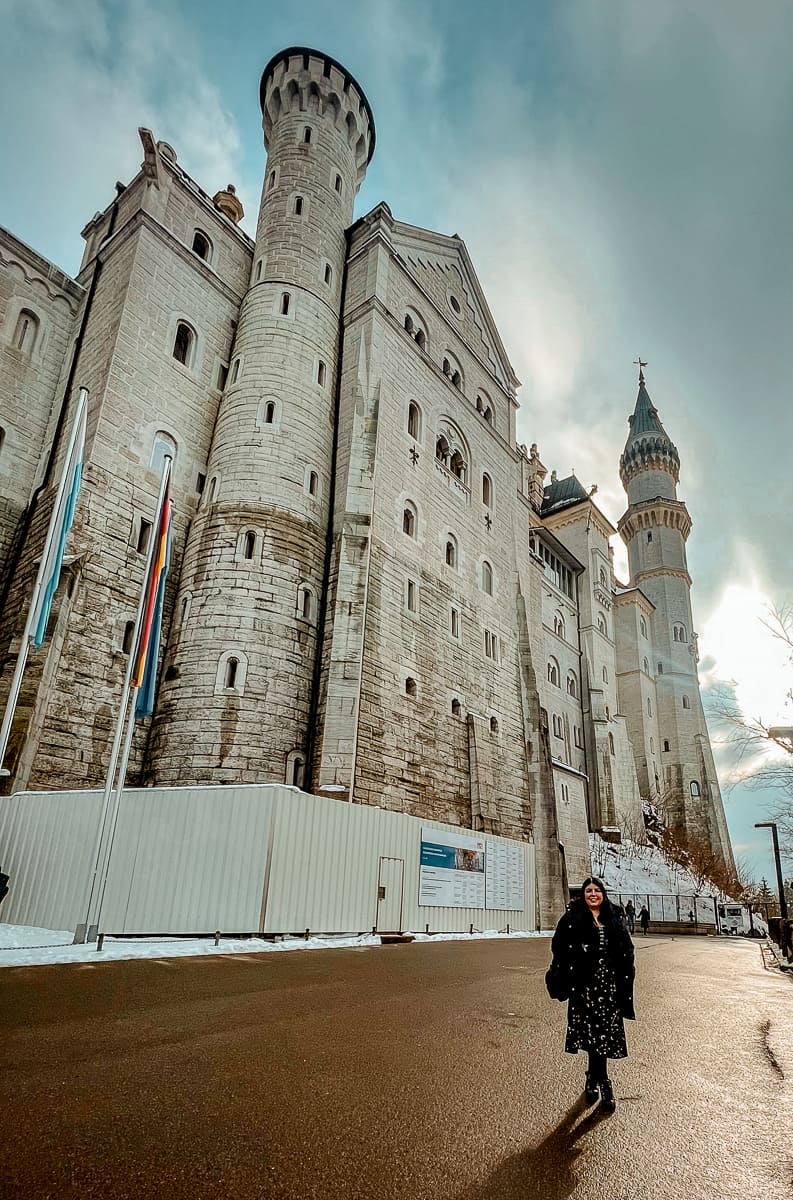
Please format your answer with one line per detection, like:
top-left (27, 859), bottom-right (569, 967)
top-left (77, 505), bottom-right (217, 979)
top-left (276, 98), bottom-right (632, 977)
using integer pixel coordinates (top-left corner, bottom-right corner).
top-left (1, 935), bottom-right (791, 1200)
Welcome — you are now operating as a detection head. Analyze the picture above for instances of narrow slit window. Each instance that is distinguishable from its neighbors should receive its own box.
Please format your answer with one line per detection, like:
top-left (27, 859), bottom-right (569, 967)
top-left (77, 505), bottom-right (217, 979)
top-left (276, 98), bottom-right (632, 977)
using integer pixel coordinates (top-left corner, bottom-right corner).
top-left (308, 471), bottom-right (319, 497)
top-left (406, 579), bottom-right (417, 612)
top-left (451, 698), bottom-right (461, 717)
top-left (137, 519), bottom-right (152, 554)
top-left (122, 621), bottom-right (135, 654)
top-left (324, 263), bottom-right (332, 285)
top-left (281, 293), bottom-right (291, 316)
top-left (225, 658), bottom-right (239, 689)
top-left (334, 174), bottom-right (342, 194)
top-left (230, 358), bottom-right (241, 384)
top-left (317, 360), bottom-right (326, 387)
top-left (450, 608), bottom-right (459, 638)
top-left (303, 126), bottom-right (312, 144)
top-left (294, 196), bottom-right (303, 216)
top-left (264, 401), bottom-right (276, 425)
top-left (243, 531), bottom-right (256, 560)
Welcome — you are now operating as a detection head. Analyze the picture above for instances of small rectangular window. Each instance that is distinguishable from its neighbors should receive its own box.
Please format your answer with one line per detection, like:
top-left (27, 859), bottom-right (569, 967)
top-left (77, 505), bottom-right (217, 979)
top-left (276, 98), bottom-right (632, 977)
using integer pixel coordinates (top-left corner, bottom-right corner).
top-left (317, 360), bottom-right (326, 387)
top-left (324, 263), bottom-right (332, 285)
top-left (406, 579), bottom-right (417, 613)
top-left (196, 473), bottom-right (206, 495)
top-left (137, 519), bottom-right (152, 554)
top-left (294, 196), bottom-right (303, 216)
top-left (281, 293), bottom-right (290, 316)
top-left (334, 174), bottom-right (342, 194)
top-left (450, 607), bottom-right (460, 639)
top-left (216, 362), bottom-right (229, 390)
top-left (303, 126), bottom-right (312, 144)
top-left (230, 358), bottom-right (241, 384)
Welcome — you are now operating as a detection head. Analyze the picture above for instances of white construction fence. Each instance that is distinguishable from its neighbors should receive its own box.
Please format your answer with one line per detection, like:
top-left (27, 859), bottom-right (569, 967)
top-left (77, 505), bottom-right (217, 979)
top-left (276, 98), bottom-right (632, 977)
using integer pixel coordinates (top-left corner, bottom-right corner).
top-left (0, 784), bottom-right (536, 937)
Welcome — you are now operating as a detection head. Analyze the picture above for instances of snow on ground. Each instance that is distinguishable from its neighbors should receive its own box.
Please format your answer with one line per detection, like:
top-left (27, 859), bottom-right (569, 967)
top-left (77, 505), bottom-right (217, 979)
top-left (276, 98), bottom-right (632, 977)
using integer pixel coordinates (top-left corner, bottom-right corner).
top-left (591, 833), bottom-right (720, 899)
top-left (0, 924), bottom-right (553, 969)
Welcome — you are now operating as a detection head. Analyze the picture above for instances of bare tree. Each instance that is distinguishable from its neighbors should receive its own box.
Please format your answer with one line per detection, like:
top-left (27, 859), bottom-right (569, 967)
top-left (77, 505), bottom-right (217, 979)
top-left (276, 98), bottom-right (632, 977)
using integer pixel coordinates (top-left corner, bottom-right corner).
top-left (707, 603), bottom-right (793, 867)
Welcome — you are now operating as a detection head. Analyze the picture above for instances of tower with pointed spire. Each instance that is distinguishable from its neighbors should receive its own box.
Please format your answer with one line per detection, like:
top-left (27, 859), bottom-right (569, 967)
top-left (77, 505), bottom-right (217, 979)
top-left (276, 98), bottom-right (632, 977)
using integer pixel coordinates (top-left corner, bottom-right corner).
top-left (617, 368), bottom-right (733, 868)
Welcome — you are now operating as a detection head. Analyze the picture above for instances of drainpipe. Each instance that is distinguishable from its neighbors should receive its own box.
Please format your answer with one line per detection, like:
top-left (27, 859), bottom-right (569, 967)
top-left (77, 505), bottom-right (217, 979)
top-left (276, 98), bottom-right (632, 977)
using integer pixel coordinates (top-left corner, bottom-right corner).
top-left (303, 225), bottom-right (351, 793)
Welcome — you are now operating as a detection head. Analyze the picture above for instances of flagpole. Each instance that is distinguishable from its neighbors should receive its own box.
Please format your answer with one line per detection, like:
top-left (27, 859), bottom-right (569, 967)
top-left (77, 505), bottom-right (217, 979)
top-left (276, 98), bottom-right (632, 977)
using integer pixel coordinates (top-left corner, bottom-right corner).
top-left (0, 388), bottom-right (88, 776)
top-left (76, 455), bottom-right (172, 942)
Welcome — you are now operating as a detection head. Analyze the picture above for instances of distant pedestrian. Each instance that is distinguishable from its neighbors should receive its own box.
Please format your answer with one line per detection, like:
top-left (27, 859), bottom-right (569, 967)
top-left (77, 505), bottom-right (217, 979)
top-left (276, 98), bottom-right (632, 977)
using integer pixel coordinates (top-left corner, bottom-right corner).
top-left (639, 905), bottom-right (650, 936)
top-left (625, 900), bottom-right (635, 934)
top-left (545, 877), bottom-right (635, 1113)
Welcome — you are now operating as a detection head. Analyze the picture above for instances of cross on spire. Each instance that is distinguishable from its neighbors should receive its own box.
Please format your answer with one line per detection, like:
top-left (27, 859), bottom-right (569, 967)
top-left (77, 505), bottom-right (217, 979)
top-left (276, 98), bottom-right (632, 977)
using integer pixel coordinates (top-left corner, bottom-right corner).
top-left (633, 357), bottom-right (648, 385)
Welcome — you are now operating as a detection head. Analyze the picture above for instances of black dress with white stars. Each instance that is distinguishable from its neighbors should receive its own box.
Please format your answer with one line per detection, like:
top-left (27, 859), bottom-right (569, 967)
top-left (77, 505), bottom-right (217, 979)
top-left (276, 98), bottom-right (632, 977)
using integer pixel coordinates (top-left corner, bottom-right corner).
top-left (564, 924), bottom-right (628, 1059)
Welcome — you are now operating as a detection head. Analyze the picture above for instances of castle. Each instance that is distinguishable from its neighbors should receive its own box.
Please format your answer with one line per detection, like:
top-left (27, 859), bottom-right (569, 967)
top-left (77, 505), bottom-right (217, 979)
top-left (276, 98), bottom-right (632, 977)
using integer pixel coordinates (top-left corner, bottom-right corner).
top-left (0, 47), bottom-right (733, 921)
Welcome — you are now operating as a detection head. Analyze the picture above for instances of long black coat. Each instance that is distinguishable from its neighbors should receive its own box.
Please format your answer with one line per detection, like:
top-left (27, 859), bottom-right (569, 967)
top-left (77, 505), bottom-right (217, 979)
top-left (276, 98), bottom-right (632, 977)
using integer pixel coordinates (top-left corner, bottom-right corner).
top-left (550, 906), bottom-right (636, 1021)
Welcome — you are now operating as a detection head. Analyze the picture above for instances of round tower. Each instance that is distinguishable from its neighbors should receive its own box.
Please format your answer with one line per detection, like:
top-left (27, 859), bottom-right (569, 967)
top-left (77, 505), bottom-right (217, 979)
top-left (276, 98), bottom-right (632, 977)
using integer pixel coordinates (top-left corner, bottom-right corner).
top-left (150, 49), bottom-right (375, 785)
top-left (617, 369), bottom-right (733, 868)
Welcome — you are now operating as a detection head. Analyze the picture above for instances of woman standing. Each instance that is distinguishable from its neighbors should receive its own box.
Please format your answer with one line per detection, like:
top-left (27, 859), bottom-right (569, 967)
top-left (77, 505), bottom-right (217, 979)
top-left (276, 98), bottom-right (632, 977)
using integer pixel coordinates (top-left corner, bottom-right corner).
top-left (548, 877), bottom-right (635, 1112)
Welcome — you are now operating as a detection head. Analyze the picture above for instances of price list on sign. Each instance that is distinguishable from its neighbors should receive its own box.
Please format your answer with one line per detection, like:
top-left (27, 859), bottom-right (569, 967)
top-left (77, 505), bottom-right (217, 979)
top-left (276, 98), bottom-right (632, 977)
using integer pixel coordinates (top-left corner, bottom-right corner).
top-left (485, 839), bottom-right (525, 910)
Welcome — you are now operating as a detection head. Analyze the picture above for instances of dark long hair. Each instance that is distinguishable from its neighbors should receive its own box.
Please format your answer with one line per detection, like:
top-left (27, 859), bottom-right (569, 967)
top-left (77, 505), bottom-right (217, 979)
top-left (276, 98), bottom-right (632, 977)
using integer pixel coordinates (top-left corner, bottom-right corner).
top-left (569, 876), bottom-right (623, 929)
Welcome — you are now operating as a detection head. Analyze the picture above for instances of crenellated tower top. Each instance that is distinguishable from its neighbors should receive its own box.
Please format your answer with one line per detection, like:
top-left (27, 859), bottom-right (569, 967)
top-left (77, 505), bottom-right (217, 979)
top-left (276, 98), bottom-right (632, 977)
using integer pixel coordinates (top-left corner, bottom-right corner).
top-left (619, 366), bottom-right (680, 493)
top-left (260, 47), bottom-right (375, 192)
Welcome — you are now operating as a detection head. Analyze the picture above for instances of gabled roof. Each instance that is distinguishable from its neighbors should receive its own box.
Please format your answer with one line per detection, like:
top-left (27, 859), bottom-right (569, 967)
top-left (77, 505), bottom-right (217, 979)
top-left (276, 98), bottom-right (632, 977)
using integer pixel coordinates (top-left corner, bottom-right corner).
top-left (385, 217), bottom-right (521, 395)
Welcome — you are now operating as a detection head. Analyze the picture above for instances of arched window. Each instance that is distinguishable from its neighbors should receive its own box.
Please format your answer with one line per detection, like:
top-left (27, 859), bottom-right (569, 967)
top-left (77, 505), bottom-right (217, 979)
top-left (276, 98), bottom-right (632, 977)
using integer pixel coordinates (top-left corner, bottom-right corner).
top-left (14, 308), bottom-right (40, 353)
top-left (597, 613), bottom-right (607, 635)
top-left (225, 657), bottom-right (239, 689)
top-left (566, 672), bottom-right (578, 698)
top-left (172, 321), bottom-right (194, 366)
top-left (449, 450), bottom-right (465, 479)
top-left (150, 431), bottom-right (176, 474)
top-left (303, 126), bottom-right (313, 144)
top-left (547, 657), bottom-right (560, 687)
top-left (602, 666), bottom-right (608, 683)
top-left (647, 531), bottom-right (653, 544)
top-left (436, 434), bottom-right (450, 468)
top-left (280, 292), bottom-right (291, 316)
top-left (673, 623), bottom-right (688, 643)
top-left (554, 612), bottom-right (565, 638)
top-left (293, 196), bottom-right (304, 216)
top-left (608, 732), bottom-right (615, 755)
top-left (475, 394), bottom-right (495, 428)
top-left (308, 470), bottom-right (319, 497)
top-left (482, 473), bottom-right (493, 508)
top-left (230, 357), bottom-right (241, 385)
top-left (605, 705), bottom-right (610, 720)
top-left (122, 621), bottom-right (135, 654)
top-left (191, 230), bottom-right (211, 261)
top-left (243, 531), bottom-right (256, 560)
top-left (663, 739), bottom-right (670, 752)
top-left (643, 656), bottom-right (649, 673)
top-left (324, 262), bottom-right (332, 285)
top-left (415, 329), bottom-right (426, 349)
top-left (317, 360), bottom-right (327, 387)
top-left (640, 616), bottom-right (648, 637)
top-left (285, 750), bottom-right (305, 787)
top-left (490, 716), bottom-right (499, 734)
top-left (435, 425), bottom-right (468, 484)
top-left (682, 695), bottom-right (691, 710)
top-left (650, 737), bottom-right (655, 753)
top-left (402, 502), bottom-right (417, 538)
top-left (407, 402), bottom-right (421, 440)
top-left (264, 401), bottom-right (277, 425)
top-left (481, 560), bottom-right (493, 596)
top-left (441, 352), bottom-right (463, 390)
top-left (690, 780), bottom-right (701, 797)
top-left (451, 697), bottom-right (461, 717)
top-left (647, 697), bottom-right (653, 717)
top-left (405, 677), bottom-right (417, 699)
top-left (445, 535), bottom-right (458, 568)
top-left (599, 567), bottom-right (607, 586)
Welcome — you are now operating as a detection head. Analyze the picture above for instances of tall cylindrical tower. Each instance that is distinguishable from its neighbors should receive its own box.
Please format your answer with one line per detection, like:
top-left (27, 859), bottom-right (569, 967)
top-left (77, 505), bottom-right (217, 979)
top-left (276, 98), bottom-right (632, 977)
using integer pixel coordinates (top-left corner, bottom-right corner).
top-left (617, 370), bottom-right (733, 869)
top-left (150, 49), bottom-right (375, 784)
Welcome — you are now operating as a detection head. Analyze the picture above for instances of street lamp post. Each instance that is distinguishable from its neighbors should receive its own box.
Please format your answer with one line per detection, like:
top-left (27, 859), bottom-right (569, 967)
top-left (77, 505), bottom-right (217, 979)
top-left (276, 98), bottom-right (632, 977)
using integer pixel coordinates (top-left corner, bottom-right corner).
top-left (755, 822), bottom-right (789, 920)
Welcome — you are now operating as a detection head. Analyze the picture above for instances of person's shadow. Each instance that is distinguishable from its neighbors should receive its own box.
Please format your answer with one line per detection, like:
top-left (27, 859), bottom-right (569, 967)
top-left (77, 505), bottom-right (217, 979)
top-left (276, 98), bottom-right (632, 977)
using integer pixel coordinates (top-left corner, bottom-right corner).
top-left (456, 1097), bottom-right (612, 1200)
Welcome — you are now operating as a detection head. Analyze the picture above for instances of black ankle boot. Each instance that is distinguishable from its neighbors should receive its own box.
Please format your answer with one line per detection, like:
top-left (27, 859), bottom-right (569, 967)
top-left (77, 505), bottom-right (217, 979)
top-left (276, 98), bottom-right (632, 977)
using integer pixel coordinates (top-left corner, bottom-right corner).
top-left (599, 1078), bottom-right (616, 1111)
top-left (584, 1072), bottom-right (599, 1104)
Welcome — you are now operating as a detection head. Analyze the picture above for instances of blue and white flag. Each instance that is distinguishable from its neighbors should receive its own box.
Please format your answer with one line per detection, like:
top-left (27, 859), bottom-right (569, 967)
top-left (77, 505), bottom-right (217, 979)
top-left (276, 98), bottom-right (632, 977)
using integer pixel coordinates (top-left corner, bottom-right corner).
top-left (31, 396), bottom-right (87, 647)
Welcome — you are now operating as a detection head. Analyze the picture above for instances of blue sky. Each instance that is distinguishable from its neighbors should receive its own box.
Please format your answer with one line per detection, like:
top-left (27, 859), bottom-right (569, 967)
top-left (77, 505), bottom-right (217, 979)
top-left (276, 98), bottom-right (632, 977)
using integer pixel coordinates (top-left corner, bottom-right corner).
top-left (3, 0), bottom-right (791, 885)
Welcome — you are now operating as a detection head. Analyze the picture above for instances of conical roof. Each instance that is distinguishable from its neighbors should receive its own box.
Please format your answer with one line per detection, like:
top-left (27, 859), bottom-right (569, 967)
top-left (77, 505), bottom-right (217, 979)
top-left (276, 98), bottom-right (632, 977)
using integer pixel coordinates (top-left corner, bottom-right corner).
top-left (619, 369), bottom-right (679, 487)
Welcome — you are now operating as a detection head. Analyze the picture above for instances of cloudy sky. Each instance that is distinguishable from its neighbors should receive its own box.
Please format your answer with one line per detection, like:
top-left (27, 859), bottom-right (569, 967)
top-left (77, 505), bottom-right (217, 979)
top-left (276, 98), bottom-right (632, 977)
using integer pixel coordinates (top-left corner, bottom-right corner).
top-left (3, 0), bottom-right (791, 883)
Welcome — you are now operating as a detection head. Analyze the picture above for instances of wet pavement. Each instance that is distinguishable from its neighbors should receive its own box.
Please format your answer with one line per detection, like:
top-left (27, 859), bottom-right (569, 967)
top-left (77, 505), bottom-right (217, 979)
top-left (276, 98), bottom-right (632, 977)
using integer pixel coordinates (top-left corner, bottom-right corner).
top-left (1, 934), bottom-right (791, 1199)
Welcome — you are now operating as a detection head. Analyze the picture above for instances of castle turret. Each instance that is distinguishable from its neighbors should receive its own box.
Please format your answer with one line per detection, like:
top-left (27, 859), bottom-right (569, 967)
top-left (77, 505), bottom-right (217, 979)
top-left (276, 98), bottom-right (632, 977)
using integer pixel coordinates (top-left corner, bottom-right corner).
top-left (617, 368), bottom-right (733, 870)
top-left (150, 49), bottom-right (375, 785)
